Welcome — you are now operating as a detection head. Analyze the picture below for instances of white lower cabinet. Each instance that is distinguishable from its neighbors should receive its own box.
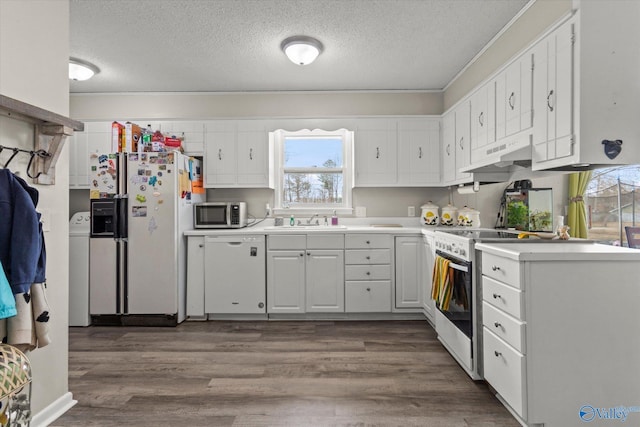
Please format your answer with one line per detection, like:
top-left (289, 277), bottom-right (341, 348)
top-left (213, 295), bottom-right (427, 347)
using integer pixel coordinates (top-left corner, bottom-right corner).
top-left (478, 243), bottom-right (640, 426)
top-left (421, 232), bottom-right (436, 323)
top-left (394, 236), bottom-right (422, 309)
top-left (480, 250), bottom-right (528, 421)
top-left (267, 234), bottom-right (344, 314)
top-left (483, 327), bottom-right (526, 417)
top-left (344, 234), bottom-right (392, 313)
top-left (186, 236), bottom-right (206, 318)
top-left (305, 248), bottom-right (345, 313)
top-left (267, 249), bottom-right (306, 313)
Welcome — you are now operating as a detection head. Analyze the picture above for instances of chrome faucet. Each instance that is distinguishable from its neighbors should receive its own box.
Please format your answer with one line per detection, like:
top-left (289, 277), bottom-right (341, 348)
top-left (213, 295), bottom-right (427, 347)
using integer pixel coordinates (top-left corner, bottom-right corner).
top-left (306, 213), bottom-right (320, 225)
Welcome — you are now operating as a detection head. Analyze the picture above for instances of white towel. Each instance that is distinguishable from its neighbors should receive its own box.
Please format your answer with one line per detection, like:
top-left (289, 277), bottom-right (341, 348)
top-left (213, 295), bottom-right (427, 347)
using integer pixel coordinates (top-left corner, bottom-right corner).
top-left (31, 282), bottom-right (51, 348)
top-left (8, 292), bottom-right (36, 352)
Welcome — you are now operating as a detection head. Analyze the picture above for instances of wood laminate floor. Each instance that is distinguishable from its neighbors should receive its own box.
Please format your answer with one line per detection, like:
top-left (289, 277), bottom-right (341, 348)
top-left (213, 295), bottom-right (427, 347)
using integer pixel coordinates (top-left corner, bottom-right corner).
top-left (53, 320), bottom-right (518, 427)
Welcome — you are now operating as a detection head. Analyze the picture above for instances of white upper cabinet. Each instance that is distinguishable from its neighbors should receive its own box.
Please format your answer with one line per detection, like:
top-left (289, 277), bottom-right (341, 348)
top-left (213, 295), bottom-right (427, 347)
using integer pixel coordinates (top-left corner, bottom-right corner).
top-left (496, 54), bottom-right (533, 139)
top-left (470, 84), bottom-right (489, 152)
top-left (397, 118), bottom-right (440, 186)
top-left (470, 81), bottom-right (497, 165)
top-left (160, 121), bottom-right (205, 156)
top-left (204, 120), bottom-right (237, 187)
top-left (69, 121), bottom-right (113, 189)
top-left (236, 121), bottom-right (271, 187)
top-left (454, 100), bottom-right (472, 182)
top-left (532, 1), bottom-right (640, 170)
top-left (354, 118), bottom-right (398, 186)
top-left (532, 19), bottom-right (574, 165)
top-left (204, 120), bottom-right (273, 188)
top-left (441, 111), bottom-right (457, 184)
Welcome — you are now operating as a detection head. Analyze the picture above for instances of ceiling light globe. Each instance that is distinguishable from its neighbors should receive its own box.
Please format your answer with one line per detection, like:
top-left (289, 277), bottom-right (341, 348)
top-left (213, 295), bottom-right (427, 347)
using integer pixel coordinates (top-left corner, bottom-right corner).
top-left (281, 36), bottom-right (323, 66)
top-left (69, 58), bottom-right (99, 81)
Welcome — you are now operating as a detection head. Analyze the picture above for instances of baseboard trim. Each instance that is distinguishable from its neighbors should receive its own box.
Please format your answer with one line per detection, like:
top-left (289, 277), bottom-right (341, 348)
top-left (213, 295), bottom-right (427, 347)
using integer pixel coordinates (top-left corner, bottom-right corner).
top-left (31, 392), bottom-right (77, 427)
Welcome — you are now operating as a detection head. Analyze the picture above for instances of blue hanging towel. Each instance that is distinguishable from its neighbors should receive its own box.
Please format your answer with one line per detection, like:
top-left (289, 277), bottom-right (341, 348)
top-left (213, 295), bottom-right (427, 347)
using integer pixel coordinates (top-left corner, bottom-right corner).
top-left (0, 261), bottom-right (17, 319)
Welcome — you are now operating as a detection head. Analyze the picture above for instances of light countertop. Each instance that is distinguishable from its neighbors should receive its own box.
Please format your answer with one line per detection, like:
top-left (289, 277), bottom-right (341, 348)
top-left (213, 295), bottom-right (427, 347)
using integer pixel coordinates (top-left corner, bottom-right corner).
top-left (475, 242), bottom-right (640, 261)
top-left (185, 217), bottom-right (432, 236)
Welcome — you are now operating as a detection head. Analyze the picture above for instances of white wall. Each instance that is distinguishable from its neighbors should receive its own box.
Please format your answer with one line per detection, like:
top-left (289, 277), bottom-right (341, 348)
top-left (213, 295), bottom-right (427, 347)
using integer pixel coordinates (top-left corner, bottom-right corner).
top-left (70, 91), bottom-right (443, 120)
top-left (452, 174), bottom-right (569, 229)
top-left (0, 0), bottom-right (73, 421)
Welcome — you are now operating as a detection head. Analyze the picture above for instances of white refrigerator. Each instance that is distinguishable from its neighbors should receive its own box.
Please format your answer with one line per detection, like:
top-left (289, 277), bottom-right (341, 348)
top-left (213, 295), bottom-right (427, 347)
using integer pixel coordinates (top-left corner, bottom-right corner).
top-left (89, 151), bottom-right (204, 325)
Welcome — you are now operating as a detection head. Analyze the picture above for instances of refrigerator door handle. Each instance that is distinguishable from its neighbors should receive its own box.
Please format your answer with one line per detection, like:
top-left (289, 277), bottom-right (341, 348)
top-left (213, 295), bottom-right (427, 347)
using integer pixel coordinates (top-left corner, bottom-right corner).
top-left (113, 197), bottom-right (121, 241)
top-left (119, 194), bottom-right (129, 240)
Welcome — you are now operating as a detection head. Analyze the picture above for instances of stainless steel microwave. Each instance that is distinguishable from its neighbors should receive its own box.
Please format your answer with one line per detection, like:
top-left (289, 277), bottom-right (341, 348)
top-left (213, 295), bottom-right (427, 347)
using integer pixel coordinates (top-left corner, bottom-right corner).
top-left (194, 202), bottom-right (248, 229)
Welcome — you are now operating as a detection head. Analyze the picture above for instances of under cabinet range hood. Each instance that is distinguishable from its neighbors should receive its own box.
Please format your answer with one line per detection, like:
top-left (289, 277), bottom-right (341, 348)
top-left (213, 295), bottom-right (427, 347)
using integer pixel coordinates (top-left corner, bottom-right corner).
top-left (462, 131), bottom-right (533, 174)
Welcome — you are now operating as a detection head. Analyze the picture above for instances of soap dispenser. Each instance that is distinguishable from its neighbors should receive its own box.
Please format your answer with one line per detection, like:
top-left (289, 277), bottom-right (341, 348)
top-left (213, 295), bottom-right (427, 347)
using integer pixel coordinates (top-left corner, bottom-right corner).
top-left (331, 210), bottom-right (338, 226)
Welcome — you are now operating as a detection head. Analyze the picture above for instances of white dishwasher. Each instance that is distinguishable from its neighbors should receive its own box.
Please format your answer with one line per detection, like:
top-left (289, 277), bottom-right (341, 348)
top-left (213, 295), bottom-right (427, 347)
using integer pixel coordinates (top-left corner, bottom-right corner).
top-left (204, 235), bottom-right (266, 314)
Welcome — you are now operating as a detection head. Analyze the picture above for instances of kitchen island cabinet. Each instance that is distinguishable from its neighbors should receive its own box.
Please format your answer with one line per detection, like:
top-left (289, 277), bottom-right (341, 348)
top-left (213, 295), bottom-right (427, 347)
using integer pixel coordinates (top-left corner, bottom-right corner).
top-left (476, 242), bottom-right (640, 427)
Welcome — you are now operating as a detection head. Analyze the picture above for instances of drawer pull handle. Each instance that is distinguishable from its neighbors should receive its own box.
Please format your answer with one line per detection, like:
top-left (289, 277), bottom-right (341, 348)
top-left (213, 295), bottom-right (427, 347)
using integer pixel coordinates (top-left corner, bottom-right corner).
top-left (366, 287), bottom-right (371, 292)
top-left (198, 244), bottom-right (204, 248)
top-left (492, 293), bottom-right (501, 299)
top-left (366, 271), bottom-right (371, 276)
top-left (299, 253), bottom-right (304, 257)
top-left (366, 240), bottom-right (371, 244)
top-left (491, 265), bottom-right (500, 271)
top-left (494, 350), bottom-right (502, 357)
top-left (494, 322), bottom-right (502, 328)
top-left (366, 256), bottom-right (371, 260)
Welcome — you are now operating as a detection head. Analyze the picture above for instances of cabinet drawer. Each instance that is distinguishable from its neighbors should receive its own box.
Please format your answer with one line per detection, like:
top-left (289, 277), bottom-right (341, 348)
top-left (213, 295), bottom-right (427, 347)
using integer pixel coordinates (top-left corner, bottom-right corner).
top-left (307, 234), bottom-right (344, 249)
top-left (345, 234), bottom-right (392, 249)
top-left (345, 264), bottom-right (391, 281)
top-left (268, 235), bottom-right (306, 250)
top-left (483, 302), bottom-right (526, 353)
top-left (482, 276), bottom-right (523, 319)
top-left (482, 252), bottom-right (522, 288)
top-left (345, 281), bottom-right (391, 312)
top-left (483, 328), bottom-right (527, 419)
top-left (345, 249), bottom-right (391, 265)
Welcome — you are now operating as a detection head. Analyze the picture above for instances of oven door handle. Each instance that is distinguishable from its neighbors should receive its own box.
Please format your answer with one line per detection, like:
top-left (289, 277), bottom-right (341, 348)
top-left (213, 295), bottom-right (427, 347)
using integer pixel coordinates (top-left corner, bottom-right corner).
top-left (447, 261), bottom-right (469, 273)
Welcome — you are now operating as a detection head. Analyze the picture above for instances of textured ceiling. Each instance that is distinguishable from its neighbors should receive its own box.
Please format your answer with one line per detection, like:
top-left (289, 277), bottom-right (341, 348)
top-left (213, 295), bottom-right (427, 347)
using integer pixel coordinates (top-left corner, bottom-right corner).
top-left (70, 0), bottom-right (529, 94)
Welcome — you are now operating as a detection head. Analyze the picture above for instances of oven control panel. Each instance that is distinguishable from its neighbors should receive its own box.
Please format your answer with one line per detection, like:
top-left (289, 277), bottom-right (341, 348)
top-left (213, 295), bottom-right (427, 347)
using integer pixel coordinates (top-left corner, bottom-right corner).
top-left (433, 232), bottom-right (473, 261)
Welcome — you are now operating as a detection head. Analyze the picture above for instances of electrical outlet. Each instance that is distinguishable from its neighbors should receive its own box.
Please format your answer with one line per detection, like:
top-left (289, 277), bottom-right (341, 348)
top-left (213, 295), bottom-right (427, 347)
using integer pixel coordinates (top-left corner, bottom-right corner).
top-left (408, 206), bottom-right (415, 217)
top-left (265, 203), bottom-right (270, 217)
top-left (355, 206), bottom-right (367, 217)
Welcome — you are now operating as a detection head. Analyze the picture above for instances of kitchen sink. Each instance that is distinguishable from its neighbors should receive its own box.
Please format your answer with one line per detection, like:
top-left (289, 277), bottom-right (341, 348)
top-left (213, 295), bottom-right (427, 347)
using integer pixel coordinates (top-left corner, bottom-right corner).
top-left (264, 225), bottom-right (348, 230)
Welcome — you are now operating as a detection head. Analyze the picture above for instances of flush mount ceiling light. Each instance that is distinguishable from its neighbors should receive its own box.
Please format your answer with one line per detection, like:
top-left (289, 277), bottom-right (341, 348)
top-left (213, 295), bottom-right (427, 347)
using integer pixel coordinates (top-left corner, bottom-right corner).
top-left (281, 36), bottom-right (323, 65)
top-left (69, 58), bottom-right (100, 81)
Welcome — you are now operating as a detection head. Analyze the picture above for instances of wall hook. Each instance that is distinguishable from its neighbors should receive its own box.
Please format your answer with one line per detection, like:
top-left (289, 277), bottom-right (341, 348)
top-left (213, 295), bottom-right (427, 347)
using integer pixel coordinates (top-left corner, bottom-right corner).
top-left (4, 148), bottom-right (20, 168)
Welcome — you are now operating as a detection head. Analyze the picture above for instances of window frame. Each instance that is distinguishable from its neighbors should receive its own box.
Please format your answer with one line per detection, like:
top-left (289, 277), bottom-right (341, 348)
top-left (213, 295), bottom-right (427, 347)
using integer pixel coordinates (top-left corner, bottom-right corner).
top-left (271, 128), bottom-right (354, 216)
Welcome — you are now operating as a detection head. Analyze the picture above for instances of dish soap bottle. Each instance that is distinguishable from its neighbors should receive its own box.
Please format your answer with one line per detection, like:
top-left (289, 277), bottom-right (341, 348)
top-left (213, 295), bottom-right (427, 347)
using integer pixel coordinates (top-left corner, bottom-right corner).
top-left (331, 210), bottom-right (338, 226)
top-left (290, 215), bottom-right (295, 226)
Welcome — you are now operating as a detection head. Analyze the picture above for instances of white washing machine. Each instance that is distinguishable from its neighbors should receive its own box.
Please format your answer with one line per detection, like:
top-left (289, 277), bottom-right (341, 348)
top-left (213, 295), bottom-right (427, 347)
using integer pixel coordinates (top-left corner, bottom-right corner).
top-left (69, 211), bottom-right (91, 326)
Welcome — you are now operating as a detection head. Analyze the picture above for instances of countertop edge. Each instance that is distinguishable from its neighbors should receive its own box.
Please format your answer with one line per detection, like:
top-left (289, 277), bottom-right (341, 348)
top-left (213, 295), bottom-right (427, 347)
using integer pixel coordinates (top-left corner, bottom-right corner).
top-left (475, 242), bottom-right (640, 261)
top-left (185, 225), bottom-right (430, 236)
